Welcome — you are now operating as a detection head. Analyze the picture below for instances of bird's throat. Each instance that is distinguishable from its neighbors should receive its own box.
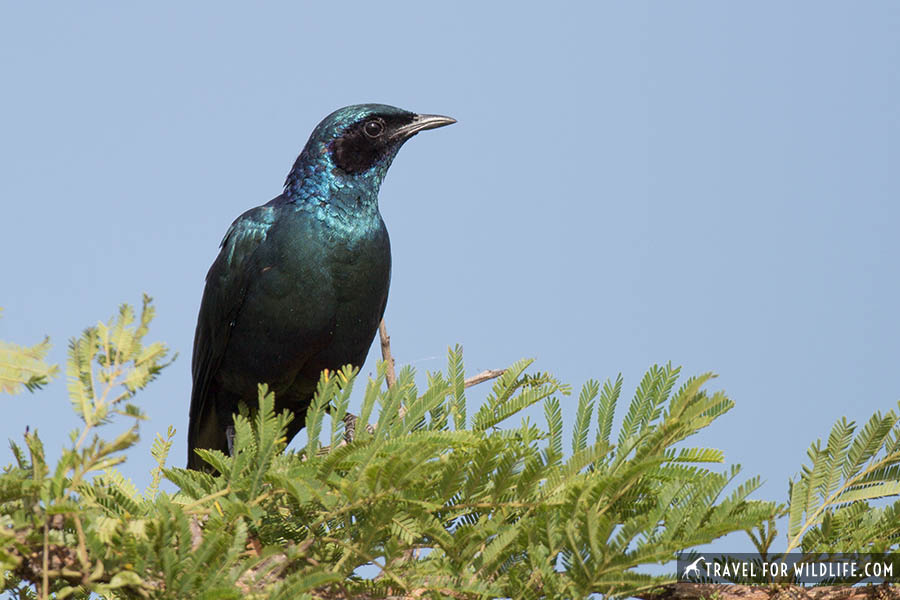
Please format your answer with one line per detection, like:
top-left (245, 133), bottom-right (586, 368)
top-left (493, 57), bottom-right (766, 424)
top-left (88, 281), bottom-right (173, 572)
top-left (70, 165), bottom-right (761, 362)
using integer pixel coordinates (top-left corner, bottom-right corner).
top-left (283, 148), bottom-right (389, 237)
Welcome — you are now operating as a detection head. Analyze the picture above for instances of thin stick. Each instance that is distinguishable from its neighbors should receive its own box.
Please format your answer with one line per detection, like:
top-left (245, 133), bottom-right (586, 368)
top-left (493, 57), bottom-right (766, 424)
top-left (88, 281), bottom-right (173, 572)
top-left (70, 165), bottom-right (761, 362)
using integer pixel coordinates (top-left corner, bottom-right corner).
top-left (380, 319), bottom-right (503, 390)
top-left (72, 514), bottom-right (91, 575)
top-left (379, 319), bottom-right (397, 388)
top-left (464, 369), bottom-right (506, 388)
top-left (41, 517), bottom-right (49, 600)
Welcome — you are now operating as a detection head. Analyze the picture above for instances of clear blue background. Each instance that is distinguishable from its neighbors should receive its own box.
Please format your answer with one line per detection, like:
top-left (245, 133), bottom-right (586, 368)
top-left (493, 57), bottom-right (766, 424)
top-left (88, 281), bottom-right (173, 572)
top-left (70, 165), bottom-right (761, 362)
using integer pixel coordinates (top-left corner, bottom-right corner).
top-left (2, 2), bottom-right (898, 553)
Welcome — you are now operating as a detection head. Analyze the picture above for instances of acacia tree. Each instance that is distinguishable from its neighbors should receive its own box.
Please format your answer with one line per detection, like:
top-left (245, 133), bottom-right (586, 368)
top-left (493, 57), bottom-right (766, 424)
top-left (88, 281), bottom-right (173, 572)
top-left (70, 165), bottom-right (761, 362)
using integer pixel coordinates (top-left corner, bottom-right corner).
top-left (1, 298), bottom-right (899, 599)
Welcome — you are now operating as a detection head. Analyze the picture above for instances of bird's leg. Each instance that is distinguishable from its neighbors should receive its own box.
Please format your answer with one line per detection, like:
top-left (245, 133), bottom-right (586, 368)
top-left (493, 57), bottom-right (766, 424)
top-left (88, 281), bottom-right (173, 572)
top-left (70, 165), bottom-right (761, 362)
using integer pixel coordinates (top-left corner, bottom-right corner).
top-left (226, 425), bottom-right (236, 455)
top-left (340, 412), bottom-right (375, 444)
top-left (342, 412), bottom-right (356, 444)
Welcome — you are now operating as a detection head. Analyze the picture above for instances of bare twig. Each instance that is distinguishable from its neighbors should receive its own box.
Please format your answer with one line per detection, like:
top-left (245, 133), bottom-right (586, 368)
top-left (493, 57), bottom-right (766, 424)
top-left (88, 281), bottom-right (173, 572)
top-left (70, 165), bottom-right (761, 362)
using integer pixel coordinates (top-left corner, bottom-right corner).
top-left (379, 321), bottom-right (503, 390)
top-left (236, 550), bottom-right (288, 593)
top-left (464, 369), bottom-right (506, 388)
top-left (376, 320), bottom-right (503, 423)
top-left (41, 517), bottom-right (49, 600)
top-left (379, 319), bottom-right (397, 388)
top-left (188, 517), bottom-right (204, 551)
top-left (72, 514), bottom-right (91, 578)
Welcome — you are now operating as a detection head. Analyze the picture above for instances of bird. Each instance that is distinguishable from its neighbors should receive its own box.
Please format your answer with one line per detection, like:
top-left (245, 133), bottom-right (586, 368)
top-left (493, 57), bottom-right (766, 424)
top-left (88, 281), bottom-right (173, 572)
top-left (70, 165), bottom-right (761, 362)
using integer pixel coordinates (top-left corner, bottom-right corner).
top-left (187, 104), bottom-right (455, 470)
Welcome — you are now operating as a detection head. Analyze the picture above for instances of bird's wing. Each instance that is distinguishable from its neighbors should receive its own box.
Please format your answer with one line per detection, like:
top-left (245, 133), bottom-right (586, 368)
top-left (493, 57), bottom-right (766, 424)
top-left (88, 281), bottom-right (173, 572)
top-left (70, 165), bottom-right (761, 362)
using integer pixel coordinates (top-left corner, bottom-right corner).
top-left (188, 203), bottom-right (276, 462)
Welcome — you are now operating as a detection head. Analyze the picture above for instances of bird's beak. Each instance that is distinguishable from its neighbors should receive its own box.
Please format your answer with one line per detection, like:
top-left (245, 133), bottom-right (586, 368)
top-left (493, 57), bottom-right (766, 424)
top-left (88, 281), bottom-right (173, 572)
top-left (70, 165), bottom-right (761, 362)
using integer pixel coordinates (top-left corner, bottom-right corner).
top-left (391, 114), bottom-right (456, 141)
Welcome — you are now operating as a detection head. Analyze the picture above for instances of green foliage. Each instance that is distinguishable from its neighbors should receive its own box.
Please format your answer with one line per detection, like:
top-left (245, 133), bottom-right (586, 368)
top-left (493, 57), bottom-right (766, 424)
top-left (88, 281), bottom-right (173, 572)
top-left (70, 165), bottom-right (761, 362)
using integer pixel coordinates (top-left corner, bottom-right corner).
top-left (729, 408), bottom-right (900, 586)
top-left (781, 406), bottom-right (900, 554)
top-left (4, 299), bottom-right (898, 598)
top-left (167, 355), bottom-right (771, 599)
top-left (0, 307), bottom-right (59, 394)
top-left (1, 297), bottom-right (173, 598)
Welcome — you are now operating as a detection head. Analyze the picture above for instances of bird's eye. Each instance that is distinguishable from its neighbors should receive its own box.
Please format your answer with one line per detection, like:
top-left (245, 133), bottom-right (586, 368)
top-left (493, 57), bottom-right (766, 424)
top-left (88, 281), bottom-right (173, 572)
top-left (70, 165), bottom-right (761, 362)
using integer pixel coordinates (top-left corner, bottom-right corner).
top-left (364, 120), bottom-right (384, 138)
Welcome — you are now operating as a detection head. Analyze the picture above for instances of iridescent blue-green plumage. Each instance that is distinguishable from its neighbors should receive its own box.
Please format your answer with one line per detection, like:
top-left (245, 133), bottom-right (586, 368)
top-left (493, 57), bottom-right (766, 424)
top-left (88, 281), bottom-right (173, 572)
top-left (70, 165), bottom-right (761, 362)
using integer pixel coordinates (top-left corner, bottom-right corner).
top-left (187, 104), bottom-right (454, 470)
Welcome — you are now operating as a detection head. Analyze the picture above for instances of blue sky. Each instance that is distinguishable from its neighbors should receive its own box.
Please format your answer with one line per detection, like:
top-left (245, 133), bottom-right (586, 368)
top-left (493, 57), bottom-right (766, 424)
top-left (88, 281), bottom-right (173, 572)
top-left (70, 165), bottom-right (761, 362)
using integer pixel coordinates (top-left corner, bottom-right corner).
top-left (2, 2), bottom-right (899, 553)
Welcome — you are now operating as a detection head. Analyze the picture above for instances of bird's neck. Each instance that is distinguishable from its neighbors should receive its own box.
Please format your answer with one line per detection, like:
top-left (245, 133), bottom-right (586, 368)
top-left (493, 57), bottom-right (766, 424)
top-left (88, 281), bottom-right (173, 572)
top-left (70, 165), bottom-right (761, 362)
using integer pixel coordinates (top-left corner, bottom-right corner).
top-left (283, 150), bottom-right (385, 235)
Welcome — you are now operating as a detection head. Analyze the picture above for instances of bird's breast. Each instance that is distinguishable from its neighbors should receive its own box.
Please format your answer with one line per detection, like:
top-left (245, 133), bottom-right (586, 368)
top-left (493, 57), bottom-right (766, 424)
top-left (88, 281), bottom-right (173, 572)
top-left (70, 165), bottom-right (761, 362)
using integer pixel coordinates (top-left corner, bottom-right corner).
top-left (308, 212), bottom-right (392, 367)
top-left (218, 210), bottom-right (390, 394)
top-left (264, 208), bottom-right (391, 333)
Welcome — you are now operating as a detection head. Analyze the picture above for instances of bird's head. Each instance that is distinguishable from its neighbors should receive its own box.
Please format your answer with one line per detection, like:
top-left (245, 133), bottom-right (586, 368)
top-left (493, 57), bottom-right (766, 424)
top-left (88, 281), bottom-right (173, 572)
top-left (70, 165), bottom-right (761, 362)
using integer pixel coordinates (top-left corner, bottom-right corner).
top-left (286, 104), bottom-right (455, 198)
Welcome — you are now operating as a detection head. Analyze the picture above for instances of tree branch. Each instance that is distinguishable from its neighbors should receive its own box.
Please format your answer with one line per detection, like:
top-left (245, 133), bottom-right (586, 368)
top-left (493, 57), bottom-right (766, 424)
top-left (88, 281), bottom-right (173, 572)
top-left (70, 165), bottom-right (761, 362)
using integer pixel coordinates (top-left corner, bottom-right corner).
top-left (637, 583), bottom-right (900, 600)
top-left (379, 320), bottom-right (504, 390)
top-left (464, 369), bottom-right (505, 388)
top-left (379, 319), bottom-right (397, 388)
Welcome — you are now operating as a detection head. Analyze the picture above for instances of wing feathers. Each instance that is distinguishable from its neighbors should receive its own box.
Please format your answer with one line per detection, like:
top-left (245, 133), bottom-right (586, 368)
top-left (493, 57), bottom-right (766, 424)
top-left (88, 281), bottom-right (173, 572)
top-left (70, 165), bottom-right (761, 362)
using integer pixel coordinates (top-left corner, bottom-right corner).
top-left (187, 204), bottom-right (276, 467)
